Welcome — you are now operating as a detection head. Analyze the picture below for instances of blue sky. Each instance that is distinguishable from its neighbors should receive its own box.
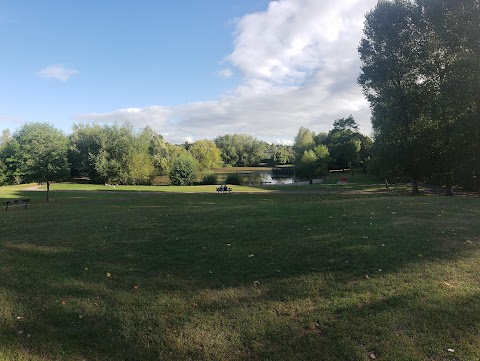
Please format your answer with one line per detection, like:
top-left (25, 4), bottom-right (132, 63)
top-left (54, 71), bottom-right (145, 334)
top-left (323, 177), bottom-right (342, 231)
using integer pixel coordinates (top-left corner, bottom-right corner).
top-left (1, 0), bottom-right (377, 144)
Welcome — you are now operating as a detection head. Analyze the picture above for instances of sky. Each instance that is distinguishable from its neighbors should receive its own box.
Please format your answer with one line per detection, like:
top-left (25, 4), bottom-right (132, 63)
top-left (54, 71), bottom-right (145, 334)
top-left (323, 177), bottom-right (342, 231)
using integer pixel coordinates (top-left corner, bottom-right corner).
top-left (0, 0), bottom-right (378, 145)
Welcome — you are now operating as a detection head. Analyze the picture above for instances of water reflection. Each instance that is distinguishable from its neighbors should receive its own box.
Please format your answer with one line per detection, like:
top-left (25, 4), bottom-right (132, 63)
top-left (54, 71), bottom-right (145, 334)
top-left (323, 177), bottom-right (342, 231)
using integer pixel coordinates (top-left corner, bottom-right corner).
top-left (239, 171), bottom-right (294, 186)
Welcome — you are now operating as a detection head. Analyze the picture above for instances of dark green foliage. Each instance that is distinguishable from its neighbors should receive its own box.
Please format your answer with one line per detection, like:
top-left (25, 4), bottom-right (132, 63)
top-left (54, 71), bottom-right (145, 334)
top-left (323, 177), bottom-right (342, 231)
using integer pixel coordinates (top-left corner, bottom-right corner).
top-left (0, 159), bottom-right (7, 186)
top-left (169, 154), bottom-right (198, 185)
top-left (70, 123), bottom-right (157, 185)
top-left (202, 172), bottom-right (218, 185)
top-left (0, 123), bottom-right (70, 200)
top-left (296, 145), bottom-right (330, 179)
top-left (333, 115), bottom-right (359, 132)
top-left (225, 173), bottom-right (242, 185)
top-left (359, 0), bottom-right (480, 194)
top-left (293, 118), bottom-right (370, 178)
top-left (271, 144), bottom-right (294, 166)
top-left (359, 0), bottom-right (434, 193)
top-left (13, 123), bottom-right (70, 182)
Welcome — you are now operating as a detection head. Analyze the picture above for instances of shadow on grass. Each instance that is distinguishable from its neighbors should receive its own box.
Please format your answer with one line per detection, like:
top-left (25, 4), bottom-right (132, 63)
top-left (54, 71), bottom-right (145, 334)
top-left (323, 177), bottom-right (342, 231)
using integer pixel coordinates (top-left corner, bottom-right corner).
top-left (0, 189), bottom-right (479, 360)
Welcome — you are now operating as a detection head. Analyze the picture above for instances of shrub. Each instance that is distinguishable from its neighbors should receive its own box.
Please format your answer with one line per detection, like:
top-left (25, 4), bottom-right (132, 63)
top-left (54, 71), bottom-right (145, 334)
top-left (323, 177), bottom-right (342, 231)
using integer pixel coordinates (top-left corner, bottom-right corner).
top-left (169, 155), bottom-right (198, 185)
top-left (202, 172), bottom-right (218, 185)
top-left (226, 173), bottom-right (242, 185)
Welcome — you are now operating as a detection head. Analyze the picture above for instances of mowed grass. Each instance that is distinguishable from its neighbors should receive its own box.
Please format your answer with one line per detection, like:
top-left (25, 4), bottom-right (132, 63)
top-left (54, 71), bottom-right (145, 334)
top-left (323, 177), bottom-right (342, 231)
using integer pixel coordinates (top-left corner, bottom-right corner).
top-left (0, 186), bottom-right (479, 360)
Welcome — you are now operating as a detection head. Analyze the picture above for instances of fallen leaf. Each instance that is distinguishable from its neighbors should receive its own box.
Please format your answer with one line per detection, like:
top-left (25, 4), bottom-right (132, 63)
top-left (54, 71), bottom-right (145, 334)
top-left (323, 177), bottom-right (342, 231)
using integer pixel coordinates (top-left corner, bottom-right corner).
top-left (106, 272), bottom-right (112, 277)
top-left (133, 285), bottom-right (139, 289)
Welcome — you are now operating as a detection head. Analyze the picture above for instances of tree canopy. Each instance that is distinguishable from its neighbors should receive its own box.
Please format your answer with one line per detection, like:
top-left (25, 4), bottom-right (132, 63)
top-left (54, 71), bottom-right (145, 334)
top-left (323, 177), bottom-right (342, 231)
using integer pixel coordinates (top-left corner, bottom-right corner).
top-left (359, 0), bottom-right (479, 194)
top-left (4, 123), bottom-right (70, 200)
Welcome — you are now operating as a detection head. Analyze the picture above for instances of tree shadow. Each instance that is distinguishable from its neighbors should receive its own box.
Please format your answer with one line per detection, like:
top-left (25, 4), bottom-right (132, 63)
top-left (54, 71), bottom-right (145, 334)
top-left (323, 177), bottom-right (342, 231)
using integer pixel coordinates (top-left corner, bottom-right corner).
top-left (0, 189), bottom-right (479, 359)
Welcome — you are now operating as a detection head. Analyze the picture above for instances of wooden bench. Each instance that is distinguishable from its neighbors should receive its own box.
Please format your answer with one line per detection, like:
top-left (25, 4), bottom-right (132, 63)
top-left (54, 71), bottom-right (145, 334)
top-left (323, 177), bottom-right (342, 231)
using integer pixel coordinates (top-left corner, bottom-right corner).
top-left (216, 187), bottom-right (233, 194)
top-left (4, 199), bottom-right (30, 211)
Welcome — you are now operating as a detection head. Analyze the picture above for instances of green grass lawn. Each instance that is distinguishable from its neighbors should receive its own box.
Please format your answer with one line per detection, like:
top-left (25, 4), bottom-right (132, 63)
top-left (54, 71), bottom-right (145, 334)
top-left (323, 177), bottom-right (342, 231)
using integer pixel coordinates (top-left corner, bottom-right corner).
top-left (0, 185), bottom-right (479, 360)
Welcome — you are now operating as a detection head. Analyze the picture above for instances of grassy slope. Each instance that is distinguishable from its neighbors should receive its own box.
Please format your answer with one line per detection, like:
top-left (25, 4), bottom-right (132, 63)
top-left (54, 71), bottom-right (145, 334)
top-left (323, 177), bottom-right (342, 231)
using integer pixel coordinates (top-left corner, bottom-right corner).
top-left (0, 185), bottom-right (479, 360)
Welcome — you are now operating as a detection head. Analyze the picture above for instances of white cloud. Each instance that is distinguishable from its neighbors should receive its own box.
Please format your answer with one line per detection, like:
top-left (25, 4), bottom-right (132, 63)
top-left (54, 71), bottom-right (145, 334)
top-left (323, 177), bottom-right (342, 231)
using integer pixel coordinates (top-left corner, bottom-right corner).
top-left (218, 68), bottom-right (233, 79)
top-left (77, 0), bottom-right (377, 143)
top-left (76, 106), bottom-right (172, 129)
top-left (36, 64), bottom-right (79, 81)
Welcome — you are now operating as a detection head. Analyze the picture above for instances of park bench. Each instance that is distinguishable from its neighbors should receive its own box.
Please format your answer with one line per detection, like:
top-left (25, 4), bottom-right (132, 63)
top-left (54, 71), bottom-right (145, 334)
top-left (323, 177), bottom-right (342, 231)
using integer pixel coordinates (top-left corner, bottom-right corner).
top-left (4, 198), bottom-right (30, 211)
top-left (216, 187), bottom-right (233, 194)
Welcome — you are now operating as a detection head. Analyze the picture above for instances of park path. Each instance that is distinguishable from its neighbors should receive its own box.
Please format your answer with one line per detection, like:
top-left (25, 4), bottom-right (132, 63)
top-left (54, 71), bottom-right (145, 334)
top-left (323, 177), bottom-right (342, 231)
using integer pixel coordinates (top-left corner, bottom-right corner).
top-left (22, 185), bottom-right (43, 191)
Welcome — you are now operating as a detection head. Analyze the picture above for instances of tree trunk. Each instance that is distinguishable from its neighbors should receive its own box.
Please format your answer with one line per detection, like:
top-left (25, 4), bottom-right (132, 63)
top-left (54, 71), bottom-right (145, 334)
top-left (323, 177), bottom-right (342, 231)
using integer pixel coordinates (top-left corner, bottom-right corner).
top-left (445, 177), bottom-right (453, 196)
top-left (46, 181), bottom-right (50, 202)
top-left (411, 178), bottom-right (420, 194)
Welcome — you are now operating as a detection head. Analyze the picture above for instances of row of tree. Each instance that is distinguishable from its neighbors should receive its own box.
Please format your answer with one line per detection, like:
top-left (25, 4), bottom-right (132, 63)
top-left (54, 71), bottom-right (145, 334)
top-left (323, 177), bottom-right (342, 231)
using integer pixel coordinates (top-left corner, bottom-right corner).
top-left (292, 116), bottom-right (372, 179)
top-left (0, 117), bottom-right (372, 192)
top-left (358, 0), bottom-right (480, 194)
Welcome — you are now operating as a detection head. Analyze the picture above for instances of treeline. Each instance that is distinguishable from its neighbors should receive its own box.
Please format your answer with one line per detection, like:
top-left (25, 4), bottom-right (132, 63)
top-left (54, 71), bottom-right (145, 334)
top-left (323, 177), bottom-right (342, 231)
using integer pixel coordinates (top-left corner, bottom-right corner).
top-left (0, 123), bottom-right (269, 187)
top-left (292, 116), bottom-right (372, 179)
top-left (358, 0), bottom-right (480, 194)
top-left (0, 118), bottom-right (372, 188)
top-left (1, 1), bottom-right (477, 194)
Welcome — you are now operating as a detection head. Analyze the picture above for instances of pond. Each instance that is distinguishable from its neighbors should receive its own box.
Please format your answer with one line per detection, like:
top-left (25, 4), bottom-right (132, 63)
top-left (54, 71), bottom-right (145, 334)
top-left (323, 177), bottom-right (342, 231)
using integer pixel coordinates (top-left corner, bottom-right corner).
top-left (219, 170), bottom-right (295, 186)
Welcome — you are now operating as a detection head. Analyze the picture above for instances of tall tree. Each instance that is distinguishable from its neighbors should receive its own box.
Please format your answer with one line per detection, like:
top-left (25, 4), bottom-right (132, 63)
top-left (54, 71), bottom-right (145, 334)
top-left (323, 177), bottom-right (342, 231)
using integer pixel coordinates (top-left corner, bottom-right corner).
top-left (12, 123), bottom-right (70, 201)
top-left (326, 117), bottom-right (366, 168)
top-left (296, 145), bottom-right (330, 180)
top-left (333, 115), bottom-right (359, 132)
top-left (188, 140), bottom-right (222, 170)
top-left (358, 0), bottom-right (430, 193)
top-left (214, 134), bottom-right (265, 167)
top-left (69, 123), bottom-right (104, 180)
top-left (418, 0), bottom-right (480, 194)
top-left (293, 127), bottom-right (316, 161)
top-left (271, 144), bottom-right (294, 166)
top-left (1, 129), bottom-right (11, 145)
